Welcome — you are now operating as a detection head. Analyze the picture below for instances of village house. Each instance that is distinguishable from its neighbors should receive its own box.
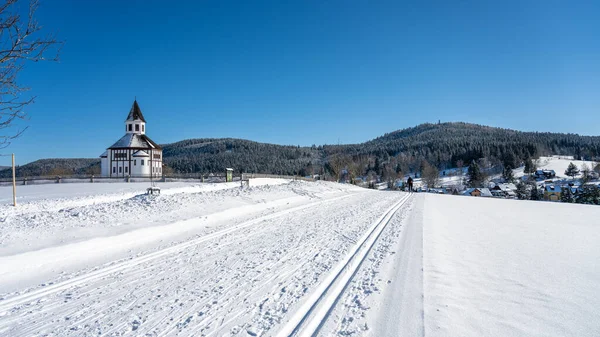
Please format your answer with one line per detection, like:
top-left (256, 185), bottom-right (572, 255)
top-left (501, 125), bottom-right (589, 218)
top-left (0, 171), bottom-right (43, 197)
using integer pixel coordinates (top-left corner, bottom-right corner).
top-left (544, 185), bottom-right (562, 201)
top-left (491, 183), bottom-right (517, 198)
top-left (463, 188), bottom-right (493, 197)
top-left (100, 100), bottom-right (163, 178)
top-left (535, 169), bottom-right (556, 180)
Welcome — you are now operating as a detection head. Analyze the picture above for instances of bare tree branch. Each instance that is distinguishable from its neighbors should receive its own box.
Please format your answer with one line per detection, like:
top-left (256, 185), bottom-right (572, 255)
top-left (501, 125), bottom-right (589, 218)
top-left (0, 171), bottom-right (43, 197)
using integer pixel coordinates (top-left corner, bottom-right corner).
top-left (0, 0), bottom-right (62, 147)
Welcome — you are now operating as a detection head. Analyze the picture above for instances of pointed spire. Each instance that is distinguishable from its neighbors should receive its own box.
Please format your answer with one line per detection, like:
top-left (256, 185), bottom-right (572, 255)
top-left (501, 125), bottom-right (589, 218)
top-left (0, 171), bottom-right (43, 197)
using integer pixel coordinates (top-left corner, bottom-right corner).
top-left (126, 99), bottom-right (147, 122)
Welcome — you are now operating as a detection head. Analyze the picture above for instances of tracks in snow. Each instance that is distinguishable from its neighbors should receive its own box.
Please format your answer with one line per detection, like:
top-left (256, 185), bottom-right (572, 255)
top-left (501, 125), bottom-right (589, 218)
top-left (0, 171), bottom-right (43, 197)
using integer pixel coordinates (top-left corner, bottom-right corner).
top-left (276, 193), bottom-right (413, 337)
top-left (0, 192), bottom-right (357, 314)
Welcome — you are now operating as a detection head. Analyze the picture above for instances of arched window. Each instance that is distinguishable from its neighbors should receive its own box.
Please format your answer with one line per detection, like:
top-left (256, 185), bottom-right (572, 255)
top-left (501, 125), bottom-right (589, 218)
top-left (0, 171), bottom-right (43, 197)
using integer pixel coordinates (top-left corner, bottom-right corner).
top-left (128, 124), bottom-right (133, 131)
top-left (135, 124), bottom-right (140, 132)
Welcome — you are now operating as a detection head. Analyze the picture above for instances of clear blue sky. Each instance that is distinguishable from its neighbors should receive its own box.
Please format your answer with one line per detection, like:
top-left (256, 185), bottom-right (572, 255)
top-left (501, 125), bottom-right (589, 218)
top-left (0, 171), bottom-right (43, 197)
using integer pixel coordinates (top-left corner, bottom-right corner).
top-left (6, 0), bottom-right (600, 164)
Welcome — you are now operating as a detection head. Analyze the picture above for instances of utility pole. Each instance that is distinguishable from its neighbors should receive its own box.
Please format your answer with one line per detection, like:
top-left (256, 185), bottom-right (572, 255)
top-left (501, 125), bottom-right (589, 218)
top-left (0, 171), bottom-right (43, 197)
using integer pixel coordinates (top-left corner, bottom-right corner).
top-left (12, 153), bottom-right (16, 206)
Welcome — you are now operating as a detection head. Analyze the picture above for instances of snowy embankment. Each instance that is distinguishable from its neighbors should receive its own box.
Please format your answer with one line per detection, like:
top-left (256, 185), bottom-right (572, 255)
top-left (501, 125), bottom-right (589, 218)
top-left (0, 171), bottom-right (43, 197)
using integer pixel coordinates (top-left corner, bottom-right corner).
top-left (0, 179), bottom-right (289, 256)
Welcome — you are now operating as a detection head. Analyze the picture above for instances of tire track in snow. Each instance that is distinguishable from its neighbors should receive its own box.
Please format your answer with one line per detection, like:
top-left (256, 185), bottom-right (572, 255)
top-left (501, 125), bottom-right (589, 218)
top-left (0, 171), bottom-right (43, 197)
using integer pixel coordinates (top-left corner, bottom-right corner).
top-left (0, 192), bottom-right (358, 315)
top-left (276, 192), bottom-right (413, 337)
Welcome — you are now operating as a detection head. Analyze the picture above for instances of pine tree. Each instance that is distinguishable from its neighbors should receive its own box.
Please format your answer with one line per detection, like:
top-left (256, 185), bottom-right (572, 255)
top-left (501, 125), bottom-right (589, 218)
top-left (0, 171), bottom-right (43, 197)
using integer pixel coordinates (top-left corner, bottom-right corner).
top-left (561, 187), bottom-right (575, 203)
top-left (529, 182), bottom-right (542, 200)
top-left (502, 166), bottom-right (515, 182)
top-left (467, 161), bottom-right (483, 187)
top-left (524, 157), bottom-right (536, 175)
top-left (502, 152), bottom-right (517, 170)
top-left (577, 185), bottom-right (600, 205)
top-left (516, 181), bottom-right (529, 200)
top-left (374, 157), bottom-right (381, 176)
top-left (565, 162), bottom-right (580, 180)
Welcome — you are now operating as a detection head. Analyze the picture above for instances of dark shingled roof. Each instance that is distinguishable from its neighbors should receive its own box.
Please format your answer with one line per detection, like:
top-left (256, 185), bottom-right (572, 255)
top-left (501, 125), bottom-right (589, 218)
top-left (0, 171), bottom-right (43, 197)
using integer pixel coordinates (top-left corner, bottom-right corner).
top-left (108, 133), bottom-right (162, 150)
top-left (126, 100), bottom-right (147, 122)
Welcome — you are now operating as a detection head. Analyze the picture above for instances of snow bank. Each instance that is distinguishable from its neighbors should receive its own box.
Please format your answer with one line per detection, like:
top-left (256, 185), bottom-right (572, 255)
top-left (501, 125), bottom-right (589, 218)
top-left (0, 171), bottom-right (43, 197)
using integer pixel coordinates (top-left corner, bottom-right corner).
top-left (0, 179), bottom-right (358, 256)
top-left (423, 194), bottom-right (600, 337)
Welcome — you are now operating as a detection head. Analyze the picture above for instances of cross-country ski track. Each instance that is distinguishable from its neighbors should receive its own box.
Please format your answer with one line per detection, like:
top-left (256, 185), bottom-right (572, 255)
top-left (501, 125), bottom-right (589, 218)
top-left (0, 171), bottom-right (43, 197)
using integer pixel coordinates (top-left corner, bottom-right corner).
top-left (276, 193), bottom-right (412, 337)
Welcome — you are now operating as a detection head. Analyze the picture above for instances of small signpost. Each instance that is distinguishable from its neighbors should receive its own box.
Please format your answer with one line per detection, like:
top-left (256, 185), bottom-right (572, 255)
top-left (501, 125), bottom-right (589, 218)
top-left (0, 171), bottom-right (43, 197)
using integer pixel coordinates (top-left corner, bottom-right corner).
top-left (226, 168), bottom-right (233, 182)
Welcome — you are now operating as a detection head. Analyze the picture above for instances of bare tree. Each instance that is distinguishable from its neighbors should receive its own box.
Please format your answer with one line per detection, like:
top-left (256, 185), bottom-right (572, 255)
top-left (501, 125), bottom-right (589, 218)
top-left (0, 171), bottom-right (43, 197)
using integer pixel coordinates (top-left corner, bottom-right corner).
top-left (0, 0), bottom-right (61, 147)
top-left (581, 163), bottom-right (591, 183)
top-left (328, 154), bottom-right (349, 182)
top-left (422, 161), bottom-right (439, 189)
top-left (346, 155), bottom-right (367, 183)
top-left (382, 162), bottom-right (397, 189)
top-left (355, 155), bottom-right (368, 177)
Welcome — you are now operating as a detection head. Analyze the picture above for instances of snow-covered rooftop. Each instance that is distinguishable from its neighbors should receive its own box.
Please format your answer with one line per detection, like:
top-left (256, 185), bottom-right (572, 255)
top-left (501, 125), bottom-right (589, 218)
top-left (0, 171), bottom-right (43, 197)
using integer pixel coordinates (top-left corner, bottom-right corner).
top-left (464, 187), bottom-right (493, 197)
top-left (108, 133), bottom-right (160, 150)
top-left (498, 183), bottom-right (517, 191)
top-left (545, 185), bottom-right (562, 193)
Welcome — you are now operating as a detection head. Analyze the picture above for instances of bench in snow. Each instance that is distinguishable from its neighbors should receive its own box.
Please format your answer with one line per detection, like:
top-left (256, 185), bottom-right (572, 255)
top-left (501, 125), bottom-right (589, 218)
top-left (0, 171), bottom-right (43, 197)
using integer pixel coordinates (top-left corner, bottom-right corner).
top-left (147, 187), bottom-right (161, 195)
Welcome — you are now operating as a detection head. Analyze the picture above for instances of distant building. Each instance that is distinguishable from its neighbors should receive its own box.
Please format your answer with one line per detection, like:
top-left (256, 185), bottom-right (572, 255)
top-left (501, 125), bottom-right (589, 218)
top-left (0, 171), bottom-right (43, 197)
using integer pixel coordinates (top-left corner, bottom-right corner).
top-left (535, 169), bottom-right (556, 179)
top-left (491, 183), bottom-right (517, 198)
top-left (463, 188), bottom-right (493, 197)
top-left (543, 185), bottom-right (562, 201)
top-left (100, 100), bottom-right (163, 177)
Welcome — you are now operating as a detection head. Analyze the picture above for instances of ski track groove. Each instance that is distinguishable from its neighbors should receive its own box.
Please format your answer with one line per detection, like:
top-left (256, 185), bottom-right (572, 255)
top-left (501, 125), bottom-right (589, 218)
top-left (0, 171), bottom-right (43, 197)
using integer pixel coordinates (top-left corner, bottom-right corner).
top-left (276, 193), bottom-right (413, 337)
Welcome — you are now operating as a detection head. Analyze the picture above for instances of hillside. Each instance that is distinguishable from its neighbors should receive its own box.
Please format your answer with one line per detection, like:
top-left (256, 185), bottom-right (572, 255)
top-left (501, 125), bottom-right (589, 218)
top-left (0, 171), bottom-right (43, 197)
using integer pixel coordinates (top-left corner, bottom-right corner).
top-left (331, 122), bottom-right (600, 170)
top-left (0, 158), bottom-right (100, 179)
top-left (162, 138), bottom-right (322, 175)
top-left (3, 122), bottom-right (600, 178)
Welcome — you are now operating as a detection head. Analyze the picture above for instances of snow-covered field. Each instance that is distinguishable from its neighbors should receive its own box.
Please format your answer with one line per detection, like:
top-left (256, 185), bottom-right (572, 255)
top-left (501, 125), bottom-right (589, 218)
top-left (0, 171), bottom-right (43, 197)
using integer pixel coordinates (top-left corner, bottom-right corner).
top-left (515, 155), bottom-right (598, 179)
top-left (0, 180), bottom-right (599, 336)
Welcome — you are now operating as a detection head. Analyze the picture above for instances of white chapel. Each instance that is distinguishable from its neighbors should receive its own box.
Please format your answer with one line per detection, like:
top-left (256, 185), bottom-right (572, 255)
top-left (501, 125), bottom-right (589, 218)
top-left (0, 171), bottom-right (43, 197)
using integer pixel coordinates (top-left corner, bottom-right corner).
top-left (100, 100), bottom-right (163, 177)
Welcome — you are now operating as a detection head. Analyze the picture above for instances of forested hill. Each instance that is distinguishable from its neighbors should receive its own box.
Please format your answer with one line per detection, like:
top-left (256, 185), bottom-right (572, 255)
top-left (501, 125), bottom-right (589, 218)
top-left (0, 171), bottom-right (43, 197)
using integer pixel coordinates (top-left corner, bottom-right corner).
top-left (0, 158), bottom-right (100, 178)
top-left (3, 122), bottom-right (600, 178)
top-left (162, 138), bottom-right (321, 174)
top-left (328, 122), bottom-right (600, 171)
